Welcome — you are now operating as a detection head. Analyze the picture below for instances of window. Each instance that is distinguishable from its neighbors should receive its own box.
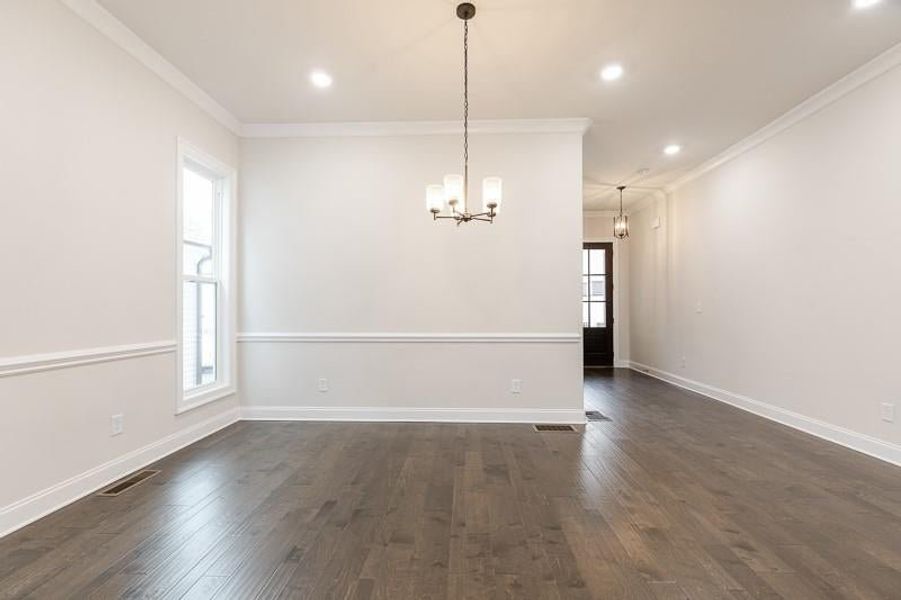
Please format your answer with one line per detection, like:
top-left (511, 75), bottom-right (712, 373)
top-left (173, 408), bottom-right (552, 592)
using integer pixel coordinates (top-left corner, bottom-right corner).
top-left (177, 141), bottom-right (234, 412)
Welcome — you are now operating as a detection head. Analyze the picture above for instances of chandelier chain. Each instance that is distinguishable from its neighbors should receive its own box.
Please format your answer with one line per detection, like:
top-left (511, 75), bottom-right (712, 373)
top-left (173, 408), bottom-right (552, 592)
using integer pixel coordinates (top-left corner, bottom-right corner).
top-left (463, 18), bottom-right (469, 213)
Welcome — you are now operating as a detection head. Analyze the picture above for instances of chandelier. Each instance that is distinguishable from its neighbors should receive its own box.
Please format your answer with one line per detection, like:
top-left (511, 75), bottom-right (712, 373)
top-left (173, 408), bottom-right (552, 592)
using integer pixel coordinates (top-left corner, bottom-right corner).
top-left (613, 185), bottom-right (630, 239)
top-left (426, 3), bottom-right (502, 225)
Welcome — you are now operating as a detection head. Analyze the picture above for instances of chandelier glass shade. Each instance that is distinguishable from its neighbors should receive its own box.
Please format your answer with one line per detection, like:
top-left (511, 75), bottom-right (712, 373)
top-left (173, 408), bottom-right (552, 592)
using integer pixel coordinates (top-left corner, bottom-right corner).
top-left (613, 185), bottom-right (630, 240)
top-left (426, 3), bottom-right (502, 225)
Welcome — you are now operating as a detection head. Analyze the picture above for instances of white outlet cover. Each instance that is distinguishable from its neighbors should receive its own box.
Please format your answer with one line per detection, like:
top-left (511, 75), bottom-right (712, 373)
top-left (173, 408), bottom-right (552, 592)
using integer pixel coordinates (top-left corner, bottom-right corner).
top-left (881, 403), bottom-right (895, 423)
top-left (511, 379), bottom-right (522, 394)
top-left (318, 378), bottom-right (329, 392)
top-left (111, 414), bottom-right (124, 436)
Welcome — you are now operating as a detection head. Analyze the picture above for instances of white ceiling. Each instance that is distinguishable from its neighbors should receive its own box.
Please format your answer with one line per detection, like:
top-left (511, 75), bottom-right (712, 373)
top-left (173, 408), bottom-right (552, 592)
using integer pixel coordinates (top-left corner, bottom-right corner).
top-left (97, 0), bottom-right (901, 209)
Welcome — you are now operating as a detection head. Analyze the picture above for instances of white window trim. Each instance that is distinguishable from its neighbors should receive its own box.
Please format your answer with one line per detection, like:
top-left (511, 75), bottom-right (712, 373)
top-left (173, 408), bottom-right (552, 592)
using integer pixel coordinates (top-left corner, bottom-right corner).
top-left (175, 138), bottom-right (237, 415)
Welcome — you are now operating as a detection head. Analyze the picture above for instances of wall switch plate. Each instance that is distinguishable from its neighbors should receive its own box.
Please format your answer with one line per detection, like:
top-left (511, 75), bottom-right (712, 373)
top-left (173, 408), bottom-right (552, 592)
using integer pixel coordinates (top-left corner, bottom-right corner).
top-left (881, 403), bottom-right (895, 423)
top-left (318, 378), bottom-right (329, 392)
top-left (511, 379), bottom-right (522, 394)
top-left (695, 302), bottom-right (703, 314)
top-left (111, 414), bottom-right (124, 436)
top-left (652, 216), bottom-right (661, 230)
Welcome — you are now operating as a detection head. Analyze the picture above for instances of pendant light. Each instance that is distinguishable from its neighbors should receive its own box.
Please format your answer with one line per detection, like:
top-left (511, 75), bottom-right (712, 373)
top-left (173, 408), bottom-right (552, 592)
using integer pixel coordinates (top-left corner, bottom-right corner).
top-left (613, 185), bottom-right (630, 239)
top-left (425, 3), bottom-right (502, 225)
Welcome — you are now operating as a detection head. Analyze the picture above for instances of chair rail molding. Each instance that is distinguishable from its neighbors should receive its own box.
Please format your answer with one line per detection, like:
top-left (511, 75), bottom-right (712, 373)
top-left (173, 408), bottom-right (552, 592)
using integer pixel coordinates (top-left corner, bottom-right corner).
top-left (0, 341), bottom-right (176, 378)
top-left (237, 332), bottom-right (581, 344)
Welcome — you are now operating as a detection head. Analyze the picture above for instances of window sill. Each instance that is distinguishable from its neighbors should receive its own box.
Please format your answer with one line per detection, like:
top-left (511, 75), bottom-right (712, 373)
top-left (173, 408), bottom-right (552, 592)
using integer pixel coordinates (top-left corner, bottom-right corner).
top-left (177, 384), bottom-right (235, 415)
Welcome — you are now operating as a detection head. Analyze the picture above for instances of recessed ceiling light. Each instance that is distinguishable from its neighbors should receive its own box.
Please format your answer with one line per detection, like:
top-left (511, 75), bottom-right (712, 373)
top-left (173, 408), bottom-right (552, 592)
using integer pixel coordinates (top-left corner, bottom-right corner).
top-left (310, 70), bottom-right (333, 89)
top-left (600, 64), bottom-right (624, 82)
top-left (663, 144), bottom-right (682, 156)
top-left (853, 0), bottom-right (882, 9)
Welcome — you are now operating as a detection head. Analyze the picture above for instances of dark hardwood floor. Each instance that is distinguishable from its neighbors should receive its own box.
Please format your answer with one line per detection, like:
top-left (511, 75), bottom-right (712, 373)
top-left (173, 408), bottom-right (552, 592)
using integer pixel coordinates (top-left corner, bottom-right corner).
top-left (2, 369), bottom-right (900, 599)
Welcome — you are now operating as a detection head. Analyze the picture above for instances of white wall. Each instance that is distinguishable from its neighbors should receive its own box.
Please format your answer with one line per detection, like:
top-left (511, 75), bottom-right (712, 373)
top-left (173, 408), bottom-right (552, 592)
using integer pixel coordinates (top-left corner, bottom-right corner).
top-left (583, 213), bottom-right (630, 365)
top-left (0, 0), bottom-right (239, 535)
top-left (239, 131), bottom-right (584, 421)
top-left (629, 61), bottom-right (901, 463)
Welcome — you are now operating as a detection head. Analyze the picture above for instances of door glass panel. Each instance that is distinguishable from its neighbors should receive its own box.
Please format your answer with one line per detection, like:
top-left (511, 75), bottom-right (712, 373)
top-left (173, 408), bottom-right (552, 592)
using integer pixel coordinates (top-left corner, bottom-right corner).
top-left (589, 302), bottom-right (606, 328)
top-left (589, 249), bottom-right (606, 275)
top-left (589, 276), bottom-right (606, 301)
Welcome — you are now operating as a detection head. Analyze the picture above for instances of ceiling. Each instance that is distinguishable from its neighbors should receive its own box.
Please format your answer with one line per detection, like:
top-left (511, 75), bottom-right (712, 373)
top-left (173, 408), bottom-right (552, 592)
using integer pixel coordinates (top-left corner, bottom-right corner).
top-left (97, 0), bottom-right (901, 210)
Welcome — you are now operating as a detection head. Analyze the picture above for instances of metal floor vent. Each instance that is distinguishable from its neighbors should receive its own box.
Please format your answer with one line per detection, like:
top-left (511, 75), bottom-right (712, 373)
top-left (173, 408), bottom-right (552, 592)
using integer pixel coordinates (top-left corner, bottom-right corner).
top-left (97, 470), bottom-right (160, 497)
top-left (533, 424), bottom-right (577, 433)
top-left (586, 410), bottom-right (612, 422)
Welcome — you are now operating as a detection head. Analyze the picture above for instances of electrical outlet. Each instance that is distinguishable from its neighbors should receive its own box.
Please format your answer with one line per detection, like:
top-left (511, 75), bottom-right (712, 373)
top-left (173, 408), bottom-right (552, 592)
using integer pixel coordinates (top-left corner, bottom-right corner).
top-left (511, 379), bottom-right (522, 394)
top-left (111, 414), bottom-right (124, 436)
top-left (681, 355), bottom-right (687, 368)
top-left (318, 378), bottom-right (329, 392)
top-left (881, 403), bottom-right (895, 423)
top-left (695, 301), bottom-right (703, 314)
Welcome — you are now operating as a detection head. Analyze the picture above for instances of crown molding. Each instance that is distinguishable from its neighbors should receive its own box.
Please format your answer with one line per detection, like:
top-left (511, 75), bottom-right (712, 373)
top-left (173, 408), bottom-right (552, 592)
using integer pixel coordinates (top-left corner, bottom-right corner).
top-left (666, 41), bottom-right (901, 193)
top-left (59, 0), bottom-right (242, 135)
top-left (626, 189), bottom-right (667, 215)
top-left (240, 118), bottom-right (592, 139)
top-left (582, 210), bottom-right (625, 218)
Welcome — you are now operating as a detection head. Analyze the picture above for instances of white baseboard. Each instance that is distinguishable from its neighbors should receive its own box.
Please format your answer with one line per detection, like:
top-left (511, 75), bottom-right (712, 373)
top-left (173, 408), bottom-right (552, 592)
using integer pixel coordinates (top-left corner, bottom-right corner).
top-left (627, 361), bottom-right (901, 468)
top-left (242, 405), bottom-right (586, 424)
top-left (0, 407), bottom-right (240, 539)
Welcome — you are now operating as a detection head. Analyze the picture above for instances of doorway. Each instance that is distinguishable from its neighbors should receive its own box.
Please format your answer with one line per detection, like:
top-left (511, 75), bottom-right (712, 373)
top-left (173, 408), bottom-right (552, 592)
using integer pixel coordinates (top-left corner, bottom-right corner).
top-left (583, 242), bottom-right (614, 366)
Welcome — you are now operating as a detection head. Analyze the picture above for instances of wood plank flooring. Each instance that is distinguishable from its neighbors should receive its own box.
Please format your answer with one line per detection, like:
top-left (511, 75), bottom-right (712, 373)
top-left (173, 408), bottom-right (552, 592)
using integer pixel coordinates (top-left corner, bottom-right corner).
top-left (2, 369), bottom-right (900, 599)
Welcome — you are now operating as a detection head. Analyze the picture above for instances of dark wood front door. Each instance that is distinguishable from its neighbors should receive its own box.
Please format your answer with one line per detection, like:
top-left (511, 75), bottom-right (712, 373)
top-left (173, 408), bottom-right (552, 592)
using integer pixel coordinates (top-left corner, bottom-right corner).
top-left (583, 243), bottom-right (614, 366)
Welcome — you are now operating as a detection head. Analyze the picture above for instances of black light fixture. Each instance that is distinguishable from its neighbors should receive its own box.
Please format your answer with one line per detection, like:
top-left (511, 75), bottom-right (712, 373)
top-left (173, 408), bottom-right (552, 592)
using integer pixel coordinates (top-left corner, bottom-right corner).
top-left (425, 3), bottom-right (502, 225)
top-left (613, 185), bottom-right (630, 239)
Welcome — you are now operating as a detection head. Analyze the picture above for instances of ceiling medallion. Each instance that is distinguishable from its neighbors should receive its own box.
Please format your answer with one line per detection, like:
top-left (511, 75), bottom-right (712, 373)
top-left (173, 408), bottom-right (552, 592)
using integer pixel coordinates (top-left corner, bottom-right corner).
top-left (425, 3), bottom-right (502, 225)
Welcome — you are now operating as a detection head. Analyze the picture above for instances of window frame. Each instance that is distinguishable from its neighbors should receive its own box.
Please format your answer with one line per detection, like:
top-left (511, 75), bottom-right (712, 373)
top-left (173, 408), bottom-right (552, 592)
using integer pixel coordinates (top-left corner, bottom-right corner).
top-left (175, 139), bottom-right (236, 414)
